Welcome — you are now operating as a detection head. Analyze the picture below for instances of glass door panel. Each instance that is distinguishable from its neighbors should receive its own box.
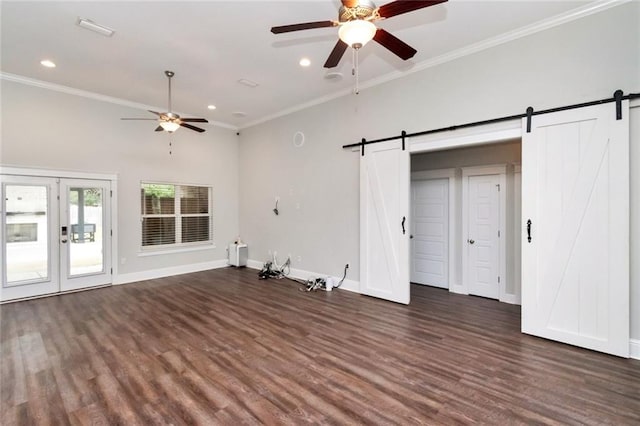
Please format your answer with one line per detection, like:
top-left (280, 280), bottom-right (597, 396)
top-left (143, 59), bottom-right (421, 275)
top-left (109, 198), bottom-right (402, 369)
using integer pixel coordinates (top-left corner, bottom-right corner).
top-left (1, 176), bottom-right (59, 301)
top-left (60, 179), bottom-right (111, 292)
top-left (69, 187), bottom-right (104, 276)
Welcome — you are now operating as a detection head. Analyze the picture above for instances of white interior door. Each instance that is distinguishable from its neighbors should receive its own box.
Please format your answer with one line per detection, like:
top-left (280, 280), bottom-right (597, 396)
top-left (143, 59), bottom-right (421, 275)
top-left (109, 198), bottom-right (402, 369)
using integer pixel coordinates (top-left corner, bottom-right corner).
top-left (1, 176), bottom-right (60, 301)
top-left (60, 179), bottom-right (112, 292)
top-left (522, 102), bottom-right (629, 357)
top-left (360, 140), bottom-right (410, 304)
top-left (411, 178), bottom-right (449, 288)
top-left (466, 174), bottom-right (500, 299)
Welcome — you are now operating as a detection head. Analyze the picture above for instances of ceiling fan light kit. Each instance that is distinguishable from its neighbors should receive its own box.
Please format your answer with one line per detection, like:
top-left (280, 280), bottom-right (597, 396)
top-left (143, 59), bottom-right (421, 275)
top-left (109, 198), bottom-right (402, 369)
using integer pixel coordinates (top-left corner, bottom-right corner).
top-left (159, 121), bottom-right (180, 133)
top-left (338, 20), bottom-right (377, 48)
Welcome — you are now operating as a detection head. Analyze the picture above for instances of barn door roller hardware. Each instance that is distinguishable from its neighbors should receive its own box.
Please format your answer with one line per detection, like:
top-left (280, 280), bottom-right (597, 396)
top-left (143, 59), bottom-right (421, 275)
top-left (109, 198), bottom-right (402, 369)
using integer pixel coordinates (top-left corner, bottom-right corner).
top-left (343, 89), bottom-right (638, 150)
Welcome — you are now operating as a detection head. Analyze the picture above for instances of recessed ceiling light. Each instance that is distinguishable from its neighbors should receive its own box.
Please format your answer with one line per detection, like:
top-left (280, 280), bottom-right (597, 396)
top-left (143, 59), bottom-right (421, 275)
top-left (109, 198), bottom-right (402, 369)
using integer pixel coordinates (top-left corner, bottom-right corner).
top-left (207, 105), bottom-right (217, 110)
top-left (40, 60), bottom-right (56, 68)
top-left (299, 58), bottom-right (311, 67)
top-left (76, 18), bottom-right (115, 37)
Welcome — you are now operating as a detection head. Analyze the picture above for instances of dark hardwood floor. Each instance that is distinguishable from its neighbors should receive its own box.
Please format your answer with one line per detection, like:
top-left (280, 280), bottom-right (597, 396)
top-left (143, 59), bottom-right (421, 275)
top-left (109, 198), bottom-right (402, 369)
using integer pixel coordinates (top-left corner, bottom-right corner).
top-left (1, 267), bottom-right (639, 425)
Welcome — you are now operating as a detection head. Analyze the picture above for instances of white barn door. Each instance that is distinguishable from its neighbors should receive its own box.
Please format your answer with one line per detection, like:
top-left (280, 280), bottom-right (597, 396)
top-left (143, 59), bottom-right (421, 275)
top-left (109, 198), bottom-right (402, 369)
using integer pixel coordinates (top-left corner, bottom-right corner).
top-left (360, 140), bottom-right (410, 304)
top-left (522, 102), bottom-right (629, 357)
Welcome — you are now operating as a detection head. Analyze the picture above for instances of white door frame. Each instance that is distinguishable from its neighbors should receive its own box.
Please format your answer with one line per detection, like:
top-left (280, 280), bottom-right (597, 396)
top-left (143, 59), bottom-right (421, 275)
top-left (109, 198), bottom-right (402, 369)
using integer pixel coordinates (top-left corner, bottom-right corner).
top-left (461, 165), bottom-right (507, 301)
top-left (0, 166), bottom-right (118, 301)
top-left (410, 169), bottom-right (456, 290)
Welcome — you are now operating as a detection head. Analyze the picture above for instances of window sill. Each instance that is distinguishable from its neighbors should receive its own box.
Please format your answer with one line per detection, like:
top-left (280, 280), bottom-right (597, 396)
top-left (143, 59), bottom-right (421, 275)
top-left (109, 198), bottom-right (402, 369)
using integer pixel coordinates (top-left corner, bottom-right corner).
top-left (137, 244), bottom-right (216, 257)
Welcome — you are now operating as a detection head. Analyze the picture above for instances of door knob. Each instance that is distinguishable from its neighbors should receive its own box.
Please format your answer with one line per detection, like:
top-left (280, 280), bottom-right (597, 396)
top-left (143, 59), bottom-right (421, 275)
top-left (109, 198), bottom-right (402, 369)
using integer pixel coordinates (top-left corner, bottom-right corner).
top-left (468, 239), bottom-right (475, 244)
top-left (410, 235), bottom-right (414, 239)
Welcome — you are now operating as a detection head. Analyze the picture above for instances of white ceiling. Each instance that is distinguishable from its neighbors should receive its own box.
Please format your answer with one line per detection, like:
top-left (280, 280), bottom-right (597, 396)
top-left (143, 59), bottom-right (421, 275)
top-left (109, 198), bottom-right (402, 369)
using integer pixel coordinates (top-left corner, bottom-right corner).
top-left (1, 1), bottom-right (601, 129)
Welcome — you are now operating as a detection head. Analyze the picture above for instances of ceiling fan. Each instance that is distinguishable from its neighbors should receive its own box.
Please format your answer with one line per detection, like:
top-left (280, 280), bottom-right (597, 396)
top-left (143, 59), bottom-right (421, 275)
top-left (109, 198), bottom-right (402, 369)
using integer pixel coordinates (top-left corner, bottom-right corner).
top-left (121, 70), bottom-right (208, 133)
top-left (271, 0), bottom-right (448, 68)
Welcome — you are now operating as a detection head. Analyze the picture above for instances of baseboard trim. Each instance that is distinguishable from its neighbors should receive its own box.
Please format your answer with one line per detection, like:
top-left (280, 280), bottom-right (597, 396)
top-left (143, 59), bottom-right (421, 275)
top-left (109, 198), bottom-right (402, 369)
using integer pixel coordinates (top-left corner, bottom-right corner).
top-left (630, 339), bottom-right (640, 360)
top-left (113, 259), bottom-right (229, 285)
top-left (500, 294), bottom-right (521, 305)
top-left (246, 259), bottom-right (360, 293)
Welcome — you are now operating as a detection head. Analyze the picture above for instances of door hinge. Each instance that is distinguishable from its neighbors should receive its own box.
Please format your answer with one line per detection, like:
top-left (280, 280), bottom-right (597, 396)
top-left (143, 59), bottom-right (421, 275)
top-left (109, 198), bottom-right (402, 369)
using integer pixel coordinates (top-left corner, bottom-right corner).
top-left (498, 276), bottom-right (501, 283)
top-left (110, 229), bottom-right (113, 236)
top-left (496, 184), bottom-right (501, 192)
top-left (110, 268), bottom-right (113, 274)
top-left (498, 230), bottom-right (501, 238)
top-left (110, 190), bottom-right (113, 197)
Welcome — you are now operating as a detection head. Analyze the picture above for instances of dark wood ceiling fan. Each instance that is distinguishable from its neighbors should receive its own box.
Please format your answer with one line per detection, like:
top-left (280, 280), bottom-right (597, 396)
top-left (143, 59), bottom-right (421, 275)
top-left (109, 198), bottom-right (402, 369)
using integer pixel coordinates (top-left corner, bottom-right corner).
top-left (271, 0), bottom-right (447, 68)
top-left (121, 70), bottom-right (208, 133)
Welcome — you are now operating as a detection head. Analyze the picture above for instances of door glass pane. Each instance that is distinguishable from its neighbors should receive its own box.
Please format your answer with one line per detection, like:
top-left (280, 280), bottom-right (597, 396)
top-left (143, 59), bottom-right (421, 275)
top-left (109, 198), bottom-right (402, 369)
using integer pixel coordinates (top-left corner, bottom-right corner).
top-left (5, 185), bottom-right (49, 284)
top-left (69, 187), bottom-right (104, 276)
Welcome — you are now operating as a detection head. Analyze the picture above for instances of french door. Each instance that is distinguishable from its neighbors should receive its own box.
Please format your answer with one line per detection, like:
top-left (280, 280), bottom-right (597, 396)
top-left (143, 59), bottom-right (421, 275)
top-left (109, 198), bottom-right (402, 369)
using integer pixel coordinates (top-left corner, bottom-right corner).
top-left (1, 176), bottom-right (112, 302)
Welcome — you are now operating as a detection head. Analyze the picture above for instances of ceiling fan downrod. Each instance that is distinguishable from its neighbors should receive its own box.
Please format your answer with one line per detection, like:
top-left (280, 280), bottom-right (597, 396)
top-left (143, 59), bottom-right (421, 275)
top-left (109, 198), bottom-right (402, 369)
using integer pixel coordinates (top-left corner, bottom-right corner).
top-left (165, 70), bottom-right (174, 115)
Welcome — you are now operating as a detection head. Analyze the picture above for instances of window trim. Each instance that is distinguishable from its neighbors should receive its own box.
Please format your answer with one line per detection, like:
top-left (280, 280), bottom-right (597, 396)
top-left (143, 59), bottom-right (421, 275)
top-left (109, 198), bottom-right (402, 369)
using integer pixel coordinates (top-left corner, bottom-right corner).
top-left (140, 181), bottom-right (213, 252)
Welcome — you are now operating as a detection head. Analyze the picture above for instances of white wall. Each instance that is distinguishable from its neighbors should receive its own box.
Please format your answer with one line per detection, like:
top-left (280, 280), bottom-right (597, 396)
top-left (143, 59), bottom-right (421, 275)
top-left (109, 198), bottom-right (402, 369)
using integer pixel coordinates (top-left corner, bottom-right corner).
top-left (1, 81), bottom-right (240, 280)
top-left (238, 4), bottom-right (640, 337)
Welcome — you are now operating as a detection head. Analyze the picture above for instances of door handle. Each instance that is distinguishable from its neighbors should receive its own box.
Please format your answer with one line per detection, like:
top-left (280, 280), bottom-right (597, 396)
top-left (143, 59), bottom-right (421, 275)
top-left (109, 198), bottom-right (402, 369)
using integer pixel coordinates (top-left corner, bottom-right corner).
top-left (527, 219), bottom-right (532, 243)
top-left (61, 239), bottom-right (68, 244)
top-left (401, 216), bottom-right (406, 235)
top-left (410, 235), bottom-right (414, 239)
top-left (468, 239), bottom-right (475, 245)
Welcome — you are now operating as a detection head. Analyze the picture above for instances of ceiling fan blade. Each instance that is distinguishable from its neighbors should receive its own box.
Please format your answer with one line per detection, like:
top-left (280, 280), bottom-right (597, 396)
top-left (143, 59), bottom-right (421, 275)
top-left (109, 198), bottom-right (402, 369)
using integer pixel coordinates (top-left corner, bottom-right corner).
top-left (271, 21), bottom-right (336, 34)
top-left (155, 126), bottom-right (164, 132)
top-left (373, 28), bottom-right (417, 60)
top-left (148, 110), bottom-right (162, 116)
top-left (378, 0), bottom-right (447, 19)
top-left (121, 118), bottom-right (158, 120)
top-left (180, 118), bottom-right (209, 123)
top-left (180, 123), bottom-right (206, 133)
top-left (324, 40), bottom-right (349, 68)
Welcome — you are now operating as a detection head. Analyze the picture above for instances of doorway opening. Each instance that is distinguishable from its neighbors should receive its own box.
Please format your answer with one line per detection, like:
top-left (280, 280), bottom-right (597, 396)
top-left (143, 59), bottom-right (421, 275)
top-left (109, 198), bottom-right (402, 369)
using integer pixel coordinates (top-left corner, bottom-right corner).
top-left (410, 139), bottom-right (522, 304)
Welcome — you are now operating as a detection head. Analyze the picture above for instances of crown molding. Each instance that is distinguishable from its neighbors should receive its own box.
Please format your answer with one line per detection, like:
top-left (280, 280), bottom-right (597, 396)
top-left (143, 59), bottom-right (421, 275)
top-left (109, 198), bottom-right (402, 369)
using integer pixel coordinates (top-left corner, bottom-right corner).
top-left (0, 72), bottom-right (238, 131)
top-left (1, 0), bottom-right (628, 132)
top-left (241, 0), bottom-right (629, 130)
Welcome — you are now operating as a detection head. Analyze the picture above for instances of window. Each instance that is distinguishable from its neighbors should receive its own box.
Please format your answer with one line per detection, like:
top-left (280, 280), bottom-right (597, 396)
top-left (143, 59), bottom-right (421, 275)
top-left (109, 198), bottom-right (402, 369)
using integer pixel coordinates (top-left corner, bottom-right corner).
top-left (141, 183), bottom-right (212, 249)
